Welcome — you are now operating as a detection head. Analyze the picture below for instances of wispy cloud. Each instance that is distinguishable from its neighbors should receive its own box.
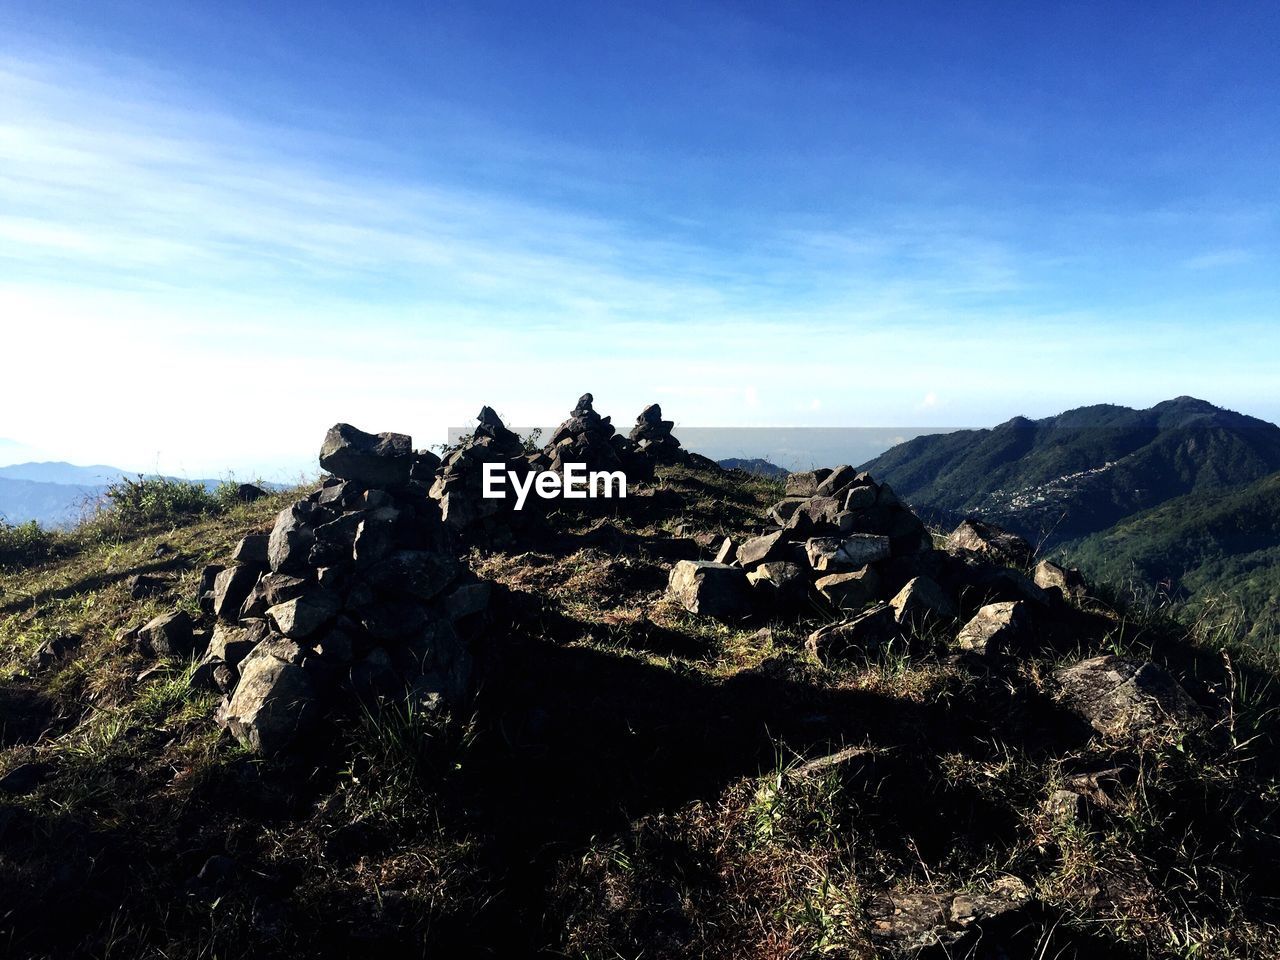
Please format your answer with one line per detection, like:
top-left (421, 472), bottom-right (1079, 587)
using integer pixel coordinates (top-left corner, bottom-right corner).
top-left (1181, 247), bottom-right (1256, 270)
top-left (0, 48), bottom-right (1277, 474)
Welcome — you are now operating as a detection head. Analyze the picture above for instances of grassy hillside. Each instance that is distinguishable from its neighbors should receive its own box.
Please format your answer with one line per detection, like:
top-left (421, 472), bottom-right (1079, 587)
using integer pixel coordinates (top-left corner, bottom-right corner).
top-left (3, 464), bottom-right (1280, 957)
top-left (1065, 471), bottom-right (1280, 642)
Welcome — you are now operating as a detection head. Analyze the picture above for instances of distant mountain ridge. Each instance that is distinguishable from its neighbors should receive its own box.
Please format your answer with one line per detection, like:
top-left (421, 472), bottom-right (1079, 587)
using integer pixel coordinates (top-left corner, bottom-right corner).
top-left (861, 397), bottom-right (1280, 640)
top-left (861, 397), bottom-right (1280, 547)
top-left (0, 462), bottom-right (132, 485)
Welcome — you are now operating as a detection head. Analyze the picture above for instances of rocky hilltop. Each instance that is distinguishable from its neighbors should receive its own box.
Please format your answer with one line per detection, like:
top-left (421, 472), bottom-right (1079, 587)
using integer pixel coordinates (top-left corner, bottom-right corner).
top-left (1, 395), bottom-right (1278, 959)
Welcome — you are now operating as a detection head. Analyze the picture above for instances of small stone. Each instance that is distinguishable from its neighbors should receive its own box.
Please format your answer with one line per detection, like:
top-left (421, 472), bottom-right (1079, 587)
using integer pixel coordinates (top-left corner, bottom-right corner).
top-left (713, 537), bottom-right (737, 564)
top-left (127, 574), bottom-right (170, 599)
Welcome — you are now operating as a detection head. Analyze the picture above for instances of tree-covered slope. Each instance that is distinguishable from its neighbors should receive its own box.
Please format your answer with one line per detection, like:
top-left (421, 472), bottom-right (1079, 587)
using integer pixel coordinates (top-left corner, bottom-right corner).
top-left (1064, 471), bottom-right (1280, 641)
top-left (861, 397), bottom-right (1280, 547)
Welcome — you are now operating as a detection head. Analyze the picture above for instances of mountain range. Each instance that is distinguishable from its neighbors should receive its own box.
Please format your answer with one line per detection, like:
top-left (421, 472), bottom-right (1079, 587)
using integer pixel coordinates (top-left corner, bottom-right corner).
top-left (862, 397), bottom-right (1280, 638)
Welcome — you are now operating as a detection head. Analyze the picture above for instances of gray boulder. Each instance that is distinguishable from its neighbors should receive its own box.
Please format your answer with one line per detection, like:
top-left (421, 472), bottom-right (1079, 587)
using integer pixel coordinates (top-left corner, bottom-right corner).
top-left (767, 498), bottom-right (808, 525)
top-left (956, 601), bottom-right (1031, 655)
top-left (843, 484), bottom-right (878, 512)
top-left (666, 561), bottom-right (751, 620)
top-left (889, 575), bottom-right (957, 626)
top-left (735, 531), bottom-right (789, 569)
top-left (212, 565), bottom-right (260, 621)
top-left (746, 561), bottom-right (807, 610)
top-left (806, 603), bottom-right (898, 664)
top-left (784, 468), bottom-right (832, 497)
top-left (139, 610), bottom-right (198, 658)
top-left (267, 504), bottom-right (316, 574)
top-left (946, 519), bottom-right (1033, 568)
top-left (805, 534), bottom-right (891, 572)
top-left (230, 534), bottom-right (270, 567)
top-left (1034, 559), bottom-right (1087, 601)
top-left (207, 620), bottom-right (269, 668)
top-left (867, 877), bottom-right (1032, 957)
top-left (222, 637), bottom-right (318, 755)
top-left (319, 422), bottom-right (412, 487)
top-left (816, 566), bottom-right (882, 611)
top-left (268, 591), bottom-right (341, 640)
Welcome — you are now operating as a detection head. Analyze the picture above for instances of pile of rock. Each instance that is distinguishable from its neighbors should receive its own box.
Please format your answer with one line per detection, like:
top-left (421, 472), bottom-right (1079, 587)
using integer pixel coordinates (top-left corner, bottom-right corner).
top-left (628, 403), bottom-right (685, 463)
top-left (189, 423), bottom-right (485, 755)
top-left (430, 405), bottom-right (533, 538)
top-left (429, 395), bottom-right (696, 540)
top-left (664, 466), bottom-right (1099, 668)
top-left (665, 465), bottom-right (935, 629)
top-left (538, 393), bottom-right (627, 475)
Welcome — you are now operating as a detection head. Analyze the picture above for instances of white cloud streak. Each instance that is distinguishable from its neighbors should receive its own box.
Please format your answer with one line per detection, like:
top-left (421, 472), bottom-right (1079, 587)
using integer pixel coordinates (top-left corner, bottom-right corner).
top-left (0, 50), bottom-right (1276, 475)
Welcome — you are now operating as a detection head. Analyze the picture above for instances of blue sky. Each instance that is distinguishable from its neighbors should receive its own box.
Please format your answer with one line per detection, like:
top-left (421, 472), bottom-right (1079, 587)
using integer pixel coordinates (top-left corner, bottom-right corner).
top-left (0, 1), bottom-right (1277, 477)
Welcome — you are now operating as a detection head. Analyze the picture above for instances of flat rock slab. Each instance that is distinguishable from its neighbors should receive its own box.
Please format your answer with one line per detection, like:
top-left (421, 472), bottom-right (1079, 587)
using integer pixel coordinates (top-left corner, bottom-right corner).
top-left (1054, 655), bottom-right (1203, 740)
top-left (867, 877), bottom-right (1032, 957)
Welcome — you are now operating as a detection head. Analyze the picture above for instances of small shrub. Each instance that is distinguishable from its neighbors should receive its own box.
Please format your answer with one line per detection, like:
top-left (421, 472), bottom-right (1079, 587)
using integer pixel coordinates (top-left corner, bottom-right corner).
top-left (0, 519), bottom-right (65, 567)
top-left (102, 475), bottom-right (221, 525)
